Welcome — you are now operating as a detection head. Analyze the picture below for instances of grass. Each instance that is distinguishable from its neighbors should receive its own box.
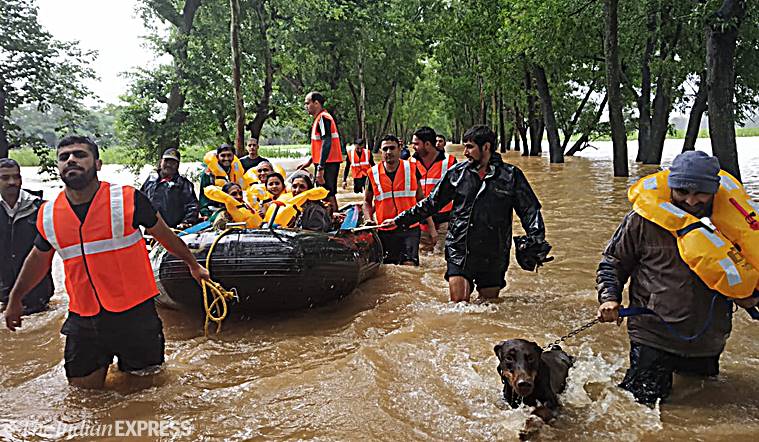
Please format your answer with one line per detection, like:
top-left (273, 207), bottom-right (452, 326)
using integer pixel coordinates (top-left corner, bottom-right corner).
top-left (586, 127), bottom-right (759, 142)
top-left (9, 144), bottom-right (310, 167)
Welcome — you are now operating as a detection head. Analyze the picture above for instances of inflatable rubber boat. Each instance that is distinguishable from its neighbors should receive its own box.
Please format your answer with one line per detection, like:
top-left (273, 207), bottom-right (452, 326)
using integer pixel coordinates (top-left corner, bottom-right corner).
top-left (150, 207), bottom-right (383, 313)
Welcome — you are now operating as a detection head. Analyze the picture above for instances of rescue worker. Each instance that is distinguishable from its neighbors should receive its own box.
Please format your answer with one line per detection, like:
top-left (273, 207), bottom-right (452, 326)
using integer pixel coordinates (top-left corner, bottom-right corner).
top-left (597, 150), bottom-right (759, 405)
top-left (435, 134), bottom-right (447, 152)
top-left (199, 144), bottom-right (236, 219)
top-left (411, 126), bottom-right (457, 251)
top-left (4, 136), bottom-right (210, 390)
top-left (0, 159), bottom-right (53, 315)
top-left (342, 138), bottom-right (375, 193)
top-left (140, 148), bottom-right (199, 229)
top-left (298, 91), bottom-right (342, 212)
top-left (382, 125), bottom-right (551, 302)
top-left (363, 134), bottom-right (430, 266)
top-left (240, 137), bottom-right (270, 171)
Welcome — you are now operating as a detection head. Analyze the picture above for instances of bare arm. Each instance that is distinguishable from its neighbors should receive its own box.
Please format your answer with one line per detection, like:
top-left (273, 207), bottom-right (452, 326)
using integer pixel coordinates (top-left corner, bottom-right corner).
top-left (146, 214), bottom-right (210, 284)
top-left (362, 183), bottom-right (376, 223)
top-left (5, 247), bottom-right (55, 330)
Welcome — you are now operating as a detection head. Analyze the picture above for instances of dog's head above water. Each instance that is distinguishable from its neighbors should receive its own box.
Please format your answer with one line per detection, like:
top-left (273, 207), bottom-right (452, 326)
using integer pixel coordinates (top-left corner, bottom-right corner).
top-left (494, 339), bottom-right (543, 398)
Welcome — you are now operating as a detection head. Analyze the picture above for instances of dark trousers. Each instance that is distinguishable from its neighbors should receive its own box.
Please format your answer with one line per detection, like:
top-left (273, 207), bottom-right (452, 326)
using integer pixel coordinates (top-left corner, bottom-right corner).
top-left (353, 176), bottom-right (367, 194)
top-left (619, 342), bottom-right (720, 405)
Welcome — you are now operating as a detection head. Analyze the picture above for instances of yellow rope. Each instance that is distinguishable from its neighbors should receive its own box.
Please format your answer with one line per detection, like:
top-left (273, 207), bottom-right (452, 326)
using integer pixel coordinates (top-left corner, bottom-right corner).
top-left (202, 228), bottom-right (239, 335)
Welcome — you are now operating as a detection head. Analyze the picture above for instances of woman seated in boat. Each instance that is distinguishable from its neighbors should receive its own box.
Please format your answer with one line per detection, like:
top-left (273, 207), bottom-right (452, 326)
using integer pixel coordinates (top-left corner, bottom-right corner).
top-left (289, 173), bottom-right (334, 232)
top-left (208, 182), bottom-right (262, 230)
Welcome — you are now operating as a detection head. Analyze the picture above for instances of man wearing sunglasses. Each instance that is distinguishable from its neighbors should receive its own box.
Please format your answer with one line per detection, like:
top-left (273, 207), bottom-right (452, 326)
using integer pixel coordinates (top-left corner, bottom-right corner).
top-left (4, 136), bottom-right (210, 390)
top-left (363, 134), bottom-right (427, 266)
top-left (383, 125), bottom-right (551, 302)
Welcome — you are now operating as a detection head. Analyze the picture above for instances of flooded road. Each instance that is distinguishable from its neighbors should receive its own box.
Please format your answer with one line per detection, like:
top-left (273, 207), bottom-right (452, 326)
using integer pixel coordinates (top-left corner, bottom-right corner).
top-left (1, 139), bottom-right (758, 441)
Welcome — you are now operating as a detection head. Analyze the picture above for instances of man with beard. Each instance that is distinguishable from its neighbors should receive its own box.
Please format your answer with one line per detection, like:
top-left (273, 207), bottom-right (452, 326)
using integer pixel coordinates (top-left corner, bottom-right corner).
top-left (4, 136), bottom-right (210, 390)
top-left (411, 126), bottom-right (457, 251)
top-left (596, 150), bottom-right (759, 405)
top-left (382, 125), bottom-right (551, 302)
top-left (363, 134), bottom-right (426, 266)
top-left (240, 137), bottom-right (269, 171)
top-left (0, 159), bottom-right (53, 315)
top-left (435, 134), bottom-right (447, 152)
top-left (140, 148), bottom-right (199, 229)
top-left (199, 144), bottom-right (236, 219)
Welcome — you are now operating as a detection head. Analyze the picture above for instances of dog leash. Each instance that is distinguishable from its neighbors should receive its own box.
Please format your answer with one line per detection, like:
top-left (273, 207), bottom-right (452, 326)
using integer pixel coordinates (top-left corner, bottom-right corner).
top-left (543, 318), bottom-right (599, 350)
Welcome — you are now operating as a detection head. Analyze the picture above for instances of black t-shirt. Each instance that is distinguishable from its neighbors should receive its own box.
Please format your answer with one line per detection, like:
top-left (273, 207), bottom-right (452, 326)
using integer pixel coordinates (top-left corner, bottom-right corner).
top-left (35, 188), bottom-right (158, 251)
top-left (240, 155), bottom-right (270, 172)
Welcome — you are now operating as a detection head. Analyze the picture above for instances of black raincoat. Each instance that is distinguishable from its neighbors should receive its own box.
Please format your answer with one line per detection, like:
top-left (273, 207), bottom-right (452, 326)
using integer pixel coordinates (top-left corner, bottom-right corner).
top-left (395, 153), bottom-right (546, 269)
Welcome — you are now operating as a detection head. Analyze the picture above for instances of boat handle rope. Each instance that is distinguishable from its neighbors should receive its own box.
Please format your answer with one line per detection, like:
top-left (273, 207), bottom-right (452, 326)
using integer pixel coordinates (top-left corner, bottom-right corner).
top-left (202, 227), bottom-right (239, 336)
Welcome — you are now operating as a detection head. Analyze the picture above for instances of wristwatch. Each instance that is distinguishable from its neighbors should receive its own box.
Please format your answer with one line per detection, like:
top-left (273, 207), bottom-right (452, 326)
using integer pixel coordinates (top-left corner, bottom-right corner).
top-left (315, 164), bottom-right (324, 172)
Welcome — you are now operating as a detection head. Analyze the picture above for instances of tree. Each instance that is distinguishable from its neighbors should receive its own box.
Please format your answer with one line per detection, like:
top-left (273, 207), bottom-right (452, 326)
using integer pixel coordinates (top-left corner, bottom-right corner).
top-left (706, 0), bottom-right (746, 181)
top-left (604, 0), bottom-right (629, 177)
top-left (0, 0), bottom-right (96, 159)
top-left (230, 0), bottom-right (245, 155)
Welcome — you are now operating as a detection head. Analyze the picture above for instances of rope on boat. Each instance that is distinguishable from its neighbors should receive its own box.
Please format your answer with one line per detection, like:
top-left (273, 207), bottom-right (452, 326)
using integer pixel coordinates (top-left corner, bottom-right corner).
top-left (202, 227), bottom-right (239, 336)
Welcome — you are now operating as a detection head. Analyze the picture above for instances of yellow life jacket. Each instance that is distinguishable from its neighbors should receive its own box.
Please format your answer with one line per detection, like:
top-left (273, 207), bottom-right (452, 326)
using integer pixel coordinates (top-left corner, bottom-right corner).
top-left (263, 188), bottom-right (330, 227)
top-left (203, 151), bottom-right (246, 188)
top-left (244, 184), bottom-right (270, 211)
top-left (629, 169), bottom-right (759, 298)
top-left (203, 186), bottom-right (262, 228)
top-left (241, 163), bottom-right (288, 189)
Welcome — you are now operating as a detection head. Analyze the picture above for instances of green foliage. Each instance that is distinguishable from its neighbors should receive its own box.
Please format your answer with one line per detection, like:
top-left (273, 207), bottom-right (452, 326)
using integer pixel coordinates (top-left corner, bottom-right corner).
top-left (0, 0), bottom-right (97, 163)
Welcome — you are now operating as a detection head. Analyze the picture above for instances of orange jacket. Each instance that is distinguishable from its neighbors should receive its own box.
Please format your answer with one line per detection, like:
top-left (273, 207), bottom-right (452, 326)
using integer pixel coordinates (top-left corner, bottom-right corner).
top-left (368, 160), bottom-right (419, 230)
top-left (348, 146), bottom-right (371, 178)
top-left (310, 110), bottom-right (343, 164)
top-left (415, 153), bottom-right (456, 215)
top-left (37, 182), bottom-right (157, 316)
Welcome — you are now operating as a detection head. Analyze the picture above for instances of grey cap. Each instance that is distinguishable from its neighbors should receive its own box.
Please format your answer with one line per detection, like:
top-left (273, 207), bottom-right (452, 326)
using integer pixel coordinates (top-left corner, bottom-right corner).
top-left (161, 148), bottom-right (181, 162)
top-left (668, 150), bottom-right (721, 194)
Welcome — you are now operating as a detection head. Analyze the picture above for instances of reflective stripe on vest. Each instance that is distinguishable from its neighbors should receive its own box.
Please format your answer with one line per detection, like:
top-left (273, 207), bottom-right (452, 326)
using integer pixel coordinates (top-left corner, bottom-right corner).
top-left (38, 182), bottom-right (158, 316)
top-left (41, 185), bottom-right (144, 260)
top-left (372, 160), bottom-right (415, 201)
top-left (310, 110), bottom-right (343, 163)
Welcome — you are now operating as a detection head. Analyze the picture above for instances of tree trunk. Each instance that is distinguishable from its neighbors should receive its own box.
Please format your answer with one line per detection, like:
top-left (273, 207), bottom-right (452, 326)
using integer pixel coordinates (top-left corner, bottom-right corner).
top-left (644, 75), bottom-right (674, 164)
top-left (373, 79), bottom-right (397, 148)
top-left (604, 0), bottom-right (629, 177)
top-left (358, 48), bottom-right (367, 140)
top-left (636, 9), bottom-right (656, 162)
top-left (683, 70), bottom-right (708, 152)
top-left (498, 90), bottom-right (507, 152)
top-left (707, 0), bottom-right (745, 181)
top-left (151, 0), bottom-right (203, 157)
top-left (0, 84), bottom-right (8, 159)
top-left (514, 103), bottom-right (529, 156)
top-left (566, 93), bottom-right (608, 156)
top-left (478, 73), bottom-right (486, 124)
top-left (532, 65), bottom-right (563, 163)
top-left (525, 66), bottom-right (541, 156)
top-left (230, 0), bottom-right (245, 156)
top-left (246, 0), bottom-right (275, 141)
top-left (561, 78), bottom-right (596, 151)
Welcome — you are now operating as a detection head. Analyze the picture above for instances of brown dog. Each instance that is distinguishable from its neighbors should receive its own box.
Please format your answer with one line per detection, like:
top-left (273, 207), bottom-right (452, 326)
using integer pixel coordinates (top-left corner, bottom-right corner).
top-left (494, 339), bottom-right (573, 424)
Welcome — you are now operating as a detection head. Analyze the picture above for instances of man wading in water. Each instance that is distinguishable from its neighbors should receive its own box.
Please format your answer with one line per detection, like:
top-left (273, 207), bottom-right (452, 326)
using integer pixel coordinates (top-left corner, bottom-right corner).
top-left (597, 150), bottom-right (759, 405)
top-left (4, 136), bottom-right (210, 389)
top-left (382, 125), bottom-right (552, 302)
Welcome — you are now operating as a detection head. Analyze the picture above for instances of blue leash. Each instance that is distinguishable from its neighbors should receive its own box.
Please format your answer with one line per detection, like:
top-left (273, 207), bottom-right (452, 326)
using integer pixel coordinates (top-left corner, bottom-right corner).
top-left (619, 295), bottom-right (759, 342)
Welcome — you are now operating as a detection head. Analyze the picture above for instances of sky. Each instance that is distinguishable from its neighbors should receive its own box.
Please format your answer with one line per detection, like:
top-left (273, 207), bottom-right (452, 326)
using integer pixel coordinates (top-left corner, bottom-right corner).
top-left (36, 0), bottom-right (158, 105)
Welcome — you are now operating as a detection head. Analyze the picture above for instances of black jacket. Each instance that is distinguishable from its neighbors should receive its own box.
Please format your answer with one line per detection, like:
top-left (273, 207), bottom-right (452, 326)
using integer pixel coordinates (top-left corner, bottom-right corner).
top-left (0, 190), bottom-right (54, 314)
top-left (396, 153), bottom-right (545, 268)
top-left (141, 172), bottom-right (199, 228)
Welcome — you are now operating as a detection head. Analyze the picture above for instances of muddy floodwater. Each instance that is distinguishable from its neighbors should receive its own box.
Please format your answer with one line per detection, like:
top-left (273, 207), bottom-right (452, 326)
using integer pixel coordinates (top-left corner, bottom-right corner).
top-left (1, 138), bottom-right (758, 441)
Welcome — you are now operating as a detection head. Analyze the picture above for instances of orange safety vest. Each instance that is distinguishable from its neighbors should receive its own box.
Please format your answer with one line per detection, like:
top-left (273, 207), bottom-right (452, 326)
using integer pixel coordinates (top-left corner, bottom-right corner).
top-left (37, 182), bottom-right (158, 316)
top-left (416, 153), bottom-right (456, 215)
top-left (368, 160), bottom-right (419, 230)
top-left (311, 110), bottom-right (343, 164)
top-left (348, 146), bottom-right (371, 178)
